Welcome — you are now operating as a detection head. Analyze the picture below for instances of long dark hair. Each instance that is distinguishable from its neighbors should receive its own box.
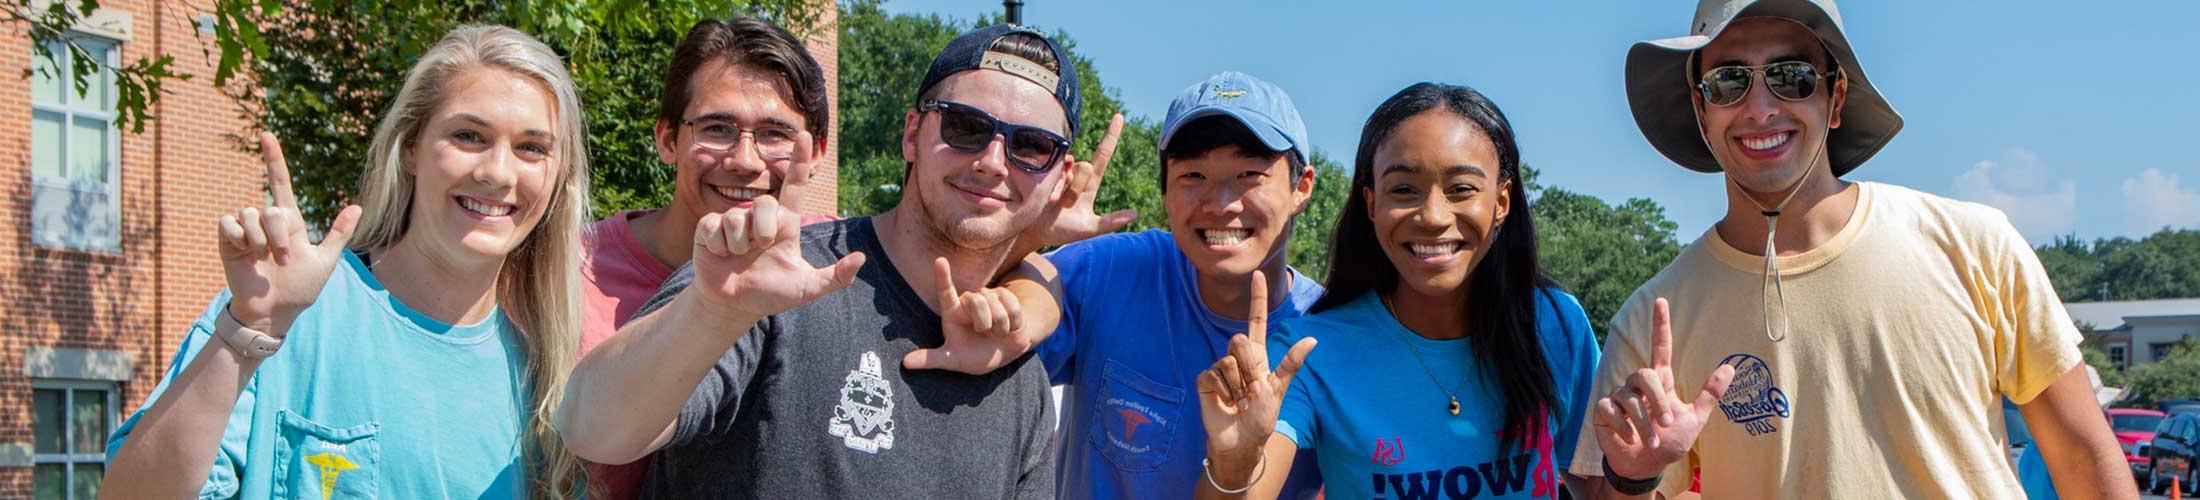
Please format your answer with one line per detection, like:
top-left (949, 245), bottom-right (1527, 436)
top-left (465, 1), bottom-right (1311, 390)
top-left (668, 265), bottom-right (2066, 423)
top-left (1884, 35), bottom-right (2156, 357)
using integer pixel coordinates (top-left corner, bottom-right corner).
top-left (1314, 82), bottom-right (1557, 452)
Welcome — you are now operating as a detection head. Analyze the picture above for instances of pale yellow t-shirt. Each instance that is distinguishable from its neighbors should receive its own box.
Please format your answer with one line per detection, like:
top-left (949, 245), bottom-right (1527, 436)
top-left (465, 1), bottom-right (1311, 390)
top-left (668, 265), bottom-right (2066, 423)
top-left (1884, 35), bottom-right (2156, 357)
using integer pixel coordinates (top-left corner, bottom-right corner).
top-left (1566, 182), bottom-right (2083, 499)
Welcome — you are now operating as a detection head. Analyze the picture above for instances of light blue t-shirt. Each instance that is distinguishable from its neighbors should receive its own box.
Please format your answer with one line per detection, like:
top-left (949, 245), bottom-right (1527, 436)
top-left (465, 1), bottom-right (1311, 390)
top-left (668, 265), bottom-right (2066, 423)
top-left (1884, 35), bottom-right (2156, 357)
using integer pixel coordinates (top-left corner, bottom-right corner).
top-left (1272, 289), bottom-right (1599, 500)
top-left (109, 251), bottom-right (531, 499)
top-left (1037, 229), bottom-right (1325, 499)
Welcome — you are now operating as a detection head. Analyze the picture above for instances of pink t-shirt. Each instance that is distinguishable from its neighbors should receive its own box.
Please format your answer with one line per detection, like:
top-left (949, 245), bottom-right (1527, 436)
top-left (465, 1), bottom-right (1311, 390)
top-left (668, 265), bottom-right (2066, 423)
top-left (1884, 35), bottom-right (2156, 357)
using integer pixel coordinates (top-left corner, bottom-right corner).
top-left (577, 208), bottom-right (838, 499)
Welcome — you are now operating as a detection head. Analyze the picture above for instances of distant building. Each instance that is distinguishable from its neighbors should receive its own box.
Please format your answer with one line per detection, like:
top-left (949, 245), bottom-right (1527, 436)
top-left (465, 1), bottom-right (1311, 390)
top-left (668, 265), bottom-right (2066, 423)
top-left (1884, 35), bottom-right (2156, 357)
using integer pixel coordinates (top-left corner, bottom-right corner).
top-left (2071, 298), bottom-right (2200, 371)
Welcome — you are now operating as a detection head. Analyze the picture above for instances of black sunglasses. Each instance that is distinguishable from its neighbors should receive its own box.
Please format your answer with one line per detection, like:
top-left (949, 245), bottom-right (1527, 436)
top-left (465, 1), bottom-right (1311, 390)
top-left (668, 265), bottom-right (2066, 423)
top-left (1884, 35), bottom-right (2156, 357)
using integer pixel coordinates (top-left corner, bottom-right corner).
top-left (1696, 61), bottom-right (1838, 107)
top-left (918, 99), bottom-right (1071, 174)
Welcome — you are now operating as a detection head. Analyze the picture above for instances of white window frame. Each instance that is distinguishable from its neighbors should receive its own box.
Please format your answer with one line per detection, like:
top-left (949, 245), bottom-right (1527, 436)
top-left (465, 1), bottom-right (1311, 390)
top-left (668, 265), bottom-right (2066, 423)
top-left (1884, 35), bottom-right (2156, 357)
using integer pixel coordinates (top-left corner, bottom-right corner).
top-left (31, 379), bottom-right (119, 500)
top-left (28, 34), bottom-right (124, 253)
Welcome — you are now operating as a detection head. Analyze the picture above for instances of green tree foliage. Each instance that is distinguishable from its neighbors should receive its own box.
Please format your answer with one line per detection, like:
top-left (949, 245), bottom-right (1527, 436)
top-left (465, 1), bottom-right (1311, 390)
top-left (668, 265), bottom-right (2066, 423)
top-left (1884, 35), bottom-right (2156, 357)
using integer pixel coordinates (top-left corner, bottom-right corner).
top-left (2082, 343), bottom-right (2127, 389)
top-left (226, 0), bottom-right (818, 221)
top-left (1524, 166), bottom-right (1683, 341)
top-left (833, 0), bottom-right (1349, 279)
top-left (2124, 340), bottom-right (2200, 407)
top-left (2039, 229), bottom-right (2200, 303)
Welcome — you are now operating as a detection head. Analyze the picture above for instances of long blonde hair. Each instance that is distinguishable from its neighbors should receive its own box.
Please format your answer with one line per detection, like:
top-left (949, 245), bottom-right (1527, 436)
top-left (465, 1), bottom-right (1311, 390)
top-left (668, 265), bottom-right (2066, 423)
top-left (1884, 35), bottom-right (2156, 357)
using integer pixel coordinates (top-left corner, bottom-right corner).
top-left (346, 25), bottom-right (588, 499)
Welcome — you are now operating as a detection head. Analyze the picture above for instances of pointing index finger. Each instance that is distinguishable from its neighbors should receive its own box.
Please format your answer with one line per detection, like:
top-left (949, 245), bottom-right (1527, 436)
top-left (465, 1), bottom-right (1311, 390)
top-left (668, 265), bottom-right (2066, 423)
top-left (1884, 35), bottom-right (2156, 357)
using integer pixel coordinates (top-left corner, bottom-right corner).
top-left (933, 257), bottom-right (960, 313)
top-left (779, 129), bottom-right (816, 210)
top-left (1083, 114), bottom-right (1124, 193)
top-left (1652, 297), bottom-right (1673, 370)
top-left (260, 132), bottom-right (299, 209)
top-left (1248, 270), bottom-right (1268, 343)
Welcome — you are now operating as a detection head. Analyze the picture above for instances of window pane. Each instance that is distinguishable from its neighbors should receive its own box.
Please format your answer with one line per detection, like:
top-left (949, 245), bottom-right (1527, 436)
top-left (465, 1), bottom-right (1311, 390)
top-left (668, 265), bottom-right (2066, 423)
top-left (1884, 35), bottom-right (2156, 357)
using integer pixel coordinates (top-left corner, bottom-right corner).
top-left (33, 463), bottom-right (64, 500)
top-left (81, 43), bottom-right (112, 111)
top-left (70, 116), bottom-right (111, 184)
top-left (72, 463), bottom-right (104, 500)
top-left (32, 111), bottom-right (64, 179)
top-left (71, 389), bottom-right (109, 454)
top-left (33, 389), bottom-right (64, 454)
top-left (31, 42), bottom-right (63, 104)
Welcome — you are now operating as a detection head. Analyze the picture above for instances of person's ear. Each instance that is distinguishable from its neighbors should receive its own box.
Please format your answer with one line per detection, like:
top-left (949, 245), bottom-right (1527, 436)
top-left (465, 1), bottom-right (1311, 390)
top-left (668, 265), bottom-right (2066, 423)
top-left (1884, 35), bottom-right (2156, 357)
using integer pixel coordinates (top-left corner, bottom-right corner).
top-left (1493, 177), bottom-right (1514, 223)
top-left (1827, 72), bottom-right (1849, 129)
top-left (902, 107), bottom-right (922, 162)
top-left (654, 120), bottom-right (680, 166)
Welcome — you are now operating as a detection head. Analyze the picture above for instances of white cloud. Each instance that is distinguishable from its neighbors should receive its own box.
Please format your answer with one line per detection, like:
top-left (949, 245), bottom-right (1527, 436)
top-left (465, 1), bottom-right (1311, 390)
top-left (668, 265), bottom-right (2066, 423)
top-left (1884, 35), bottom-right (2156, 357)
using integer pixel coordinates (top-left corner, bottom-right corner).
top-left (1951, 148), bottom-right (2077, 243)
top-left (2121, 168), bottom-right (2200, 235)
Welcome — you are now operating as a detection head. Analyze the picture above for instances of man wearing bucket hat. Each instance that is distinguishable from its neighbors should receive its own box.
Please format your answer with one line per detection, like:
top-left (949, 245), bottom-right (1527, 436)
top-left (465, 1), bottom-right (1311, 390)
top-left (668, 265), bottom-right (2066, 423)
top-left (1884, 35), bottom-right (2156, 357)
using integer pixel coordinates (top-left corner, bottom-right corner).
top-left (561, 24), bottom-right (1086, 498)
top-left (994, 70), bottom-right (1326, 499)
top-left (1567, 0), bottom-right (2132, 498)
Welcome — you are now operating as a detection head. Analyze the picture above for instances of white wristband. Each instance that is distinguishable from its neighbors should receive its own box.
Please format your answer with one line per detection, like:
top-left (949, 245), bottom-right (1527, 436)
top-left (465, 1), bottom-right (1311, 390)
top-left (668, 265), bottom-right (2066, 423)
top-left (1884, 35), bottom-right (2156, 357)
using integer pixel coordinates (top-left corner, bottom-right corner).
top-left (216, 305), bottom-right (284, 359)
top-left (1203, 448), bottom-right (1267, 495)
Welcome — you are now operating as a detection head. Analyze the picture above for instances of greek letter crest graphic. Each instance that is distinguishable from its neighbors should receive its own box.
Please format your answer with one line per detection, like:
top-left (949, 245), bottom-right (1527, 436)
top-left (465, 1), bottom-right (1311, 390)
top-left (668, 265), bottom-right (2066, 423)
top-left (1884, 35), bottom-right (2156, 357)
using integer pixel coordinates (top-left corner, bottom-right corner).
top-left (828, 351), bottom-right (897, 453)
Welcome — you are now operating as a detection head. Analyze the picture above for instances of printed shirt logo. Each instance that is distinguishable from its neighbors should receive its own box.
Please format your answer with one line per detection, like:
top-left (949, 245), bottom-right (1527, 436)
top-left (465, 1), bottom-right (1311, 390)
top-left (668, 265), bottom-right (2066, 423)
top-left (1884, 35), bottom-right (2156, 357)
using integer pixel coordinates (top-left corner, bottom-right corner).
top-left (1367, 411), bottom-right (1560, 499)
top-left (1371, 437), bottom-right (1405, 467)
top-left (1716, 353), bottom-right (1792, 436)
top-left (828, 351), bottom-right (897, 453)
top-left (1116, 409), bottom-right (1153, 442)
top-left (1101, 397), bottom-right (1168, 454)
top-left (303, 452), bottom-right (358, 500)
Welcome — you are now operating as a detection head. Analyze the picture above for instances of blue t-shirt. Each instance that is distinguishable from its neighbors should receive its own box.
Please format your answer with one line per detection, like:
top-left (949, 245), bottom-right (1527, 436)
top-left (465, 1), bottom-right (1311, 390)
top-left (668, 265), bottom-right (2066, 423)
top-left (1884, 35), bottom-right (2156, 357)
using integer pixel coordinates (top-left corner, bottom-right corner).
top-left (109, 251), bottom-right (531, 499)
top-left (1037, 229), bottom-right (1325, 499)
top-left (1272, 289), bottom-right (1598, 500)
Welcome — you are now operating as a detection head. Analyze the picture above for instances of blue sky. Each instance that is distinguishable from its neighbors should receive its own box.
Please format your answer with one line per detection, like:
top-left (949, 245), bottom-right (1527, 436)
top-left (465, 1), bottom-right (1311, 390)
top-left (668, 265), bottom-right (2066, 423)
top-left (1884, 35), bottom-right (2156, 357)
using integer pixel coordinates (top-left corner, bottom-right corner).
top-left (877, 0), bottom-right (2200, 244)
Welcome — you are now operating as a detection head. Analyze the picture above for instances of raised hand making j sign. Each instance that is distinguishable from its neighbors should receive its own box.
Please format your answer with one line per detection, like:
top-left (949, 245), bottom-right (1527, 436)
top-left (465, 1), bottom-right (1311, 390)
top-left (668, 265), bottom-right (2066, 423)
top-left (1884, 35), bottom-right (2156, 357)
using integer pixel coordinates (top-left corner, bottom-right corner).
top-left (217, 132), bottom-right (364, 337)
top-left (1590, 298), bottom-right (1736, 482)
top-left (1194, 270), bottom-right (1318, 494)
top-left (686, 129), bottom-right (867, 321)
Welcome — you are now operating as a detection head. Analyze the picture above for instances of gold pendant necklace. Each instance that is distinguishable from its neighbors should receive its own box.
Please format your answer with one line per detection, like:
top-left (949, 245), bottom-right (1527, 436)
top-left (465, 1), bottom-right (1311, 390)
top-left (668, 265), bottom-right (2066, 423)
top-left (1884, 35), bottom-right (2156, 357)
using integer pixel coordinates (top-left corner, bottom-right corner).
top-left (1383, 295), bottom-right (1465, 416)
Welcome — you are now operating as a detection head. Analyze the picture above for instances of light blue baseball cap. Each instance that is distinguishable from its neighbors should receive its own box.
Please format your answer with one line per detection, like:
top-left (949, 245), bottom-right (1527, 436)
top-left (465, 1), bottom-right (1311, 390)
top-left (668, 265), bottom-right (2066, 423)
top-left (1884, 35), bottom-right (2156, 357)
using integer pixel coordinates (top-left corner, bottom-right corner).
top-left (1158, 71), bottom-right (1309, 165)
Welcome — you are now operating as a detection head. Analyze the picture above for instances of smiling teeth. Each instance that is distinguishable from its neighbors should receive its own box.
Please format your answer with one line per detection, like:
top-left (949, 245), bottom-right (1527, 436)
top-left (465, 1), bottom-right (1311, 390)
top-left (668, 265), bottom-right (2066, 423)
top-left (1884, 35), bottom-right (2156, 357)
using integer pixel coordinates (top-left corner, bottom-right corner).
top-left (1410, 242), bottom-right (1459, 257)
top-left (1203, 229), bottom-right (1249, 246)
top-left (1742, 133), bottom-right (1791, 151)
top-left (715, 186), bottom-right (768, 200)
top-left (459, 197), bottom-right (513, 217)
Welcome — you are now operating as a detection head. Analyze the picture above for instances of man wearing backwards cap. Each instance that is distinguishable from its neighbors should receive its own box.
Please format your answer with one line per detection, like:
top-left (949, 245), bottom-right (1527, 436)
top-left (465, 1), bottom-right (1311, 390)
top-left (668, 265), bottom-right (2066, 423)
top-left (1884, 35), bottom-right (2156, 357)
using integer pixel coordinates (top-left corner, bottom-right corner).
top-left (561, 24), bottom-right (1088, 498)
top-left (1567, 0), bottom-right (2132, 498)
top-left (994, 70), bottom-right (1327, 499)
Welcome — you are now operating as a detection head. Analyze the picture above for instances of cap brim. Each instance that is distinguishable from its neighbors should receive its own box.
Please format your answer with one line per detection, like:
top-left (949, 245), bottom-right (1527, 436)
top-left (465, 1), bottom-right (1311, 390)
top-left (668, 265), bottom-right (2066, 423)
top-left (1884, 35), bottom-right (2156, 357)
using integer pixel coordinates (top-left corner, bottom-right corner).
top-left (1158, 106), bottom-right (1302, 162)
top-left (1624, 0), bottom-right (1903, 177)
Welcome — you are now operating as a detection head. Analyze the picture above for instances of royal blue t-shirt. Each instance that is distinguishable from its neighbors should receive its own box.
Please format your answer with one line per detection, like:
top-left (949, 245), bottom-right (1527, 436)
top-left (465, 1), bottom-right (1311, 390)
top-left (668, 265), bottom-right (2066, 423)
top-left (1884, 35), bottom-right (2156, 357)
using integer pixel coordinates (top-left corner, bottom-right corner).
top-left (1037, 229), bottom-right (1325, 499)
top-left (1272, 289), bottom-right (1598, 500)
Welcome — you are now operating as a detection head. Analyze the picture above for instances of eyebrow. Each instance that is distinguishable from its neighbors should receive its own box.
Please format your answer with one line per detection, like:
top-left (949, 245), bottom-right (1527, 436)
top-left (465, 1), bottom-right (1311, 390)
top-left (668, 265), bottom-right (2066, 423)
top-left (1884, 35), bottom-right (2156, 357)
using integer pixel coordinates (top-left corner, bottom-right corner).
top-left (454, 113), bottom-right (554, 140)
top-left (1379, 164), bottom-right (1488, 178)
top-left (1712, 52), bottom-right (1811, 68)
top-left (689, 112), bottom-right (800, 131)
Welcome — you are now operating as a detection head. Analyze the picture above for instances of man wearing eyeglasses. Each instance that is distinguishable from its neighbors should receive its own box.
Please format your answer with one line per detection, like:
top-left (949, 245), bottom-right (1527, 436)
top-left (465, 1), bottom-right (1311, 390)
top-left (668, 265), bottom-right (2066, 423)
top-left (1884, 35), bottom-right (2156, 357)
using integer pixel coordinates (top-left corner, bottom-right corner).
top-left (560, 23), bottom-right (1083, 498)
top-left (1566, 1), bottom-right (2132, 498)
top-left (569, 16), bottom-right (840, 500)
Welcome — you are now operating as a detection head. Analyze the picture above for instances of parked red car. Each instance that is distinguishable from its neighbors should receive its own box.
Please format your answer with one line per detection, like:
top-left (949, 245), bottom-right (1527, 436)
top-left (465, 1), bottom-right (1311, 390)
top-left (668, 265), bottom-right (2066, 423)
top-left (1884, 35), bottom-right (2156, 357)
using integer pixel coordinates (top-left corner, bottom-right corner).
top-left (2114, 408), bottom-right (2168, 479)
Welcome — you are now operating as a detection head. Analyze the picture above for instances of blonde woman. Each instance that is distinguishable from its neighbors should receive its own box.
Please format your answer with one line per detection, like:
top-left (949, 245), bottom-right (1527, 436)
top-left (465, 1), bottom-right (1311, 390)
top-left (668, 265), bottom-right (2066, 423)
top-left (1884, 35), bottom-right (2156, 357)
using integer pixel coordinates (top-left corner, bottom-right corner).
top-left (103, 25), bottom-right (588, 499)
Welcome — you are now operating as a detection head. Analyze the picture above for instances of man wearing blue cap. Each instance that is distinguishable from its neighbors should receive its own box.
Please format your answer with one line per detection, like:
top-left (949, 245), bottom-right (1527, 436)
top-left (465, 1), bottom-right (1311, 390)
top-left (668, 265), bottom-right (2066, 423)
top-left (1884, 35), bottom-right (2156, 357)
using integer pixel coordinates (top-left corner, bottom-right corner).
top-left (561, 24), bottom-right (1086, 498)
top-left (1011, 70), bottom-right (1326, 499)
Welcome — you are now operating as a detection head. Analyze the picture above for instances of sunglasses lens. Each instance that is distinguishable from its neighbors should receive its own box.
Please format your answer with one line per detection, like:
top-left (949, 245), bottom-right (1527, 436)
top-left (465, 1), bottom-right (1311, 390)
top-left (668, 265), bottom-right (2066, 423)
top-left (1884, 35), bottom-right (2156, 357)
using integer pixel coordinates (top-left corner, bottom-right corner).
top-left (1765, 62), bottom-right (1820, 101)
top-left (1706, 67), bottom-right (1754, 105)
top-left (937, 106), bottom-right (995, 151)
top-left (1007, 129), bottom-right (1063, 172)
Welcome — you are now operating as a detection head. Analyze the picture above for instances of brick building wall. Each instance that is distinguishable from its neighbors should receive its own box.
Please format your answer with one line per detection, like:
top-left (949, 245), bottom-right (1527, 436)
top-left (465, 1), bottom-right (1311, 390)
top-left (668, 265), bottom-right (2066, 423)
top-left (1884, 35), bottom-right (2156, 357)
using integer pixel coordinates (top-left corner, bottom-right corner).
top-left (1, 1), bottom-right (262, 498)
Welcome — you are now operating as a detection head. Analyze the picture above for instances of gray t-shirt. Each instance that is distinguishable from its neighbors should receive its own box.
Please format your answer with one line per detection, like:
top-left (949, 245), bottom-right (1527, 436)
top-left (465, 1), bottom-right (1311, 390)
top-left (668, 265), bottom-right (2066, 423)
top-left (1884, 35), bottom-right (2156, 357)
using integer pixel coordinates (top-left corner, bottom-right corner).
top-left (633, 217), bottom-right (1055, 499)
